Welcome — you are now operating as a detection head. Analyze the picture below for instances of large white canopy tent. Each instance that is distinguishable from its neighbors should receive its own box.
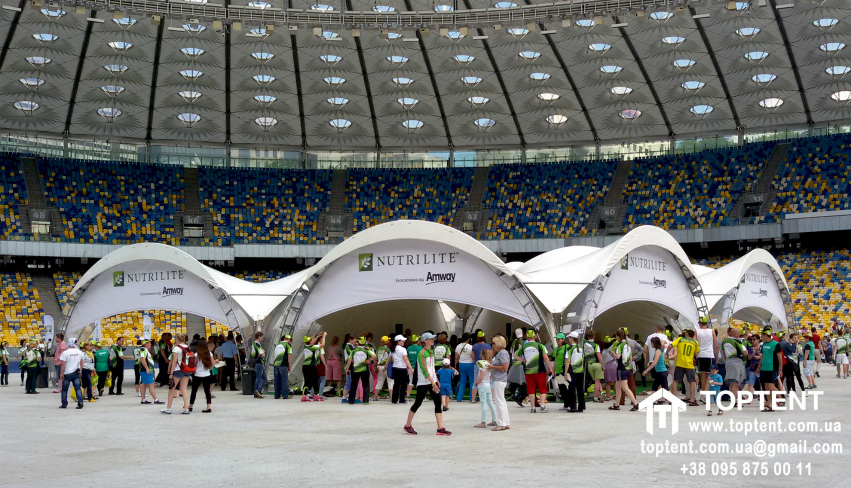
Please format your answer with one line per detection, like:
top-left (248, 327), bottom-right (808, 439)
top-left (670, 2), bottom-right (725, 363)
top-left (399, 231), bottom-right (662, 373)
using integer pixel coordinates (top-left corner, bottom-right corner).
top-left (493, 226), bottom-right (709, 339)
top-left (694, 249), bottom-right (794, 331)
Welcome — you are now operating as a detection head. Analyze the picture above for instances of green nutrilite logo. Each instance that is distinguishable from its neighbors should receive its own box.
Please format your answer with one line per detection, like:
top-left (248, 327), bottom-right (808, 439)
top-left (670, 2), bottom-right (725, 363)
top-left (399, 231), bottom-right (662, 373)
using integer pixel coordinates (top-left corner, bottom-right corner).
top-left (621, 255), bottom-right (629, 270)
top-left (358, 253), bottom-right (373, 272)
top-left (113, 271), bottom-right (125, 287)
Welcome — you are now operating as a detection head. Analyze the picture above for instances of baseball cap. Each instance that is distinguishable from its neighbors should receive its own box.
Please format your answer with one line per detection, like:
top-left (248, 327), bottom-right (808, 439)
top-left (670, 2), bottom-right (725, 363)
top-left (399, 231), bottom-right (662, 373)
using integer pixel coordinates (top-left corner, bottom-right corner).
top-left (476, 331), bottom-right (485, 338)
top-left (394, 334), bottom-right (407, 342)
top-left (777, 330), bottom-right (786, 337)
top-left (357, 336), bottom-right (366, 345)
top-left (699, 316), bottom-right (709, 323)
top-left (568, 331), bottom-right (580, 339)
top-left (284, 334), bottom-right (292, 340)
top-left (555, 333), bottom-right (566, 340)
top-left (514, 328), bottom-right (523, 339)
top-left (526, 330), bottom-right (535, 338)
top-left (381, 335), bottom-right (390, 343)
top-left (762, 326), bottom-right (773, 335)
top-left (412, 334), bottom-right (420, 342)
top-left (442, 358), bottom-right (450, 366)
top-left (303, 336), bottom-right (312, 343)
top-left (421, 332), bottom-right (436, 341)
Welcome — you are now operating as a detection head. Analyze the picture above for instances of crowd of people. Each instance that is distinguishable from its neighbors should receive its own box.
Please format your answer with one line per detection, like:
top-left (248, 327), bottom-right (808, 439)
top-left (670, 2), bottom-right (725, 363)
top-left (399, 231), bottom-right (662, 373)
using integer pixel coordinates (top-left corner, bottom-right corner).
top-left (5, 321), bottom-right (848, 433)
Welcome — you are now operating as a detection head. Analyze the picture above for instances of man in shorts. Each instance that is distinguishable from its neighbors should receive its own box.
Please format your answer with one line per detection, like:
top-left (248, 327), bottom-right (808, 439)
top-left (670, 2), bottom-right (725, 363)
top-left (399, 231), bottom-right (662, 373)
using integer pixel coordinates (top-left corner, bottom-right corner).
top-left (757, 327), bottom-right (784, 411)
top-left (834, 329), bottom-right (849, 378)
top-left (584, 329), bottom-right (604, 402)
top-left (515, 330), bottom-right (552, 413)
top-left (720, 327), bottom-right (748, 400)
top-left (670, 329), bottom-right (699, 406)
top-left (694, 317), bottom-right (717, 396)
top-left (810, 327), bottom-right (822, 378)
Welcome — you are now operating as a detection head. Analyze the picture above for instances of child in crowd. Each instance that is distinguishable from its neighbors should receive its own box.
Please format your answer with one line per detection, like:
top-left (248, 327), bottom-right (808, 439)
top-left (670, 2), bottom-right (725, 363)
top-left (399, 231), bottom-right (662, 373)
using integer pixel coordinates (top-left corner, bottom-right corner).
top-left (707, 365), bottom-right (723, 416)
top-left (474, 351), bottom-right (497, 427)
top-left (436, 359), bottom-right (457, 412)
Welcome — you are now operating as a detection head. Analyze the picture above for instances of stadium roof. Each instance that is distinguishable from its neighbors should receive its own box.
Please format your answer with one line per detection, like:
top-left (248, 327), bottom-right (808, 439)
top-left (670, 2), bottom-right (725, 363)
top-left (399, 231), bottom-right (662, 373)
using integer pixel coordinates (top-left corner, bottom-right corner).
top-left (0, 0), bottom-right (849, 151)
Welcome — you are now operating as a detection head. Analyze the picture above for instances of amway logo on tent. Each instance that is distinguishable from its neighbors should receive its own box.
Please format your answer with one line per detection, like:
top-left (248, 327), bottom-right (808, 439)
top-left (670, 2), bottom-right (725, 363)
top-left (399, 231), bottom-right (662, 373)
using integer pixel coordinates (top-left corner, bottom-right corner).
top-left (425, 272), bottom-right (456, 285)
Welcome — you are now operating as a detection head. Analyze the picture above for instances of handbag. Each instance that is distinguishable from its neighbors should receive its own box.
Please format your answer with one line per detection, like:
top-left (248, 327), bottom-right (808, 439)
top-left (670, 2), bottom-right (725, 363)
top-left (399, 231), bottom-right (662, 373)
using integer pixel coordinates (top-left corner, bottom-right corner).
top-left (387, 364), bottom-right (394, 379)
top-left (317, 363), bottom-right (326, 377)
top-left (106, 372), bottom-right (113, 387)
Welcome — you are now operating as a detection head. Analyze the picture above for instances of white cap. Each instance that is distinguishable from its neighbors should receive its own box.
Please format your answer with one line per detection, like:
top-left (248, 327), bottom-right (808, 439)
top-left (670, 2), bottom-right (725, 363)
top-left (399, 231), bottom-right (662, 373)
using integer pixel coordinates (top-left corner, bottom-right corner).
top-left (442, 358), bottom-right (450, 366)
top-left (568, 331), bottom-right (580, 339)
top-left (68, 338), bottom-right (78, 348)
top-left (394, 335), bottom-right (407, 342)
top-left (514, 328), bottom-right (523, 339)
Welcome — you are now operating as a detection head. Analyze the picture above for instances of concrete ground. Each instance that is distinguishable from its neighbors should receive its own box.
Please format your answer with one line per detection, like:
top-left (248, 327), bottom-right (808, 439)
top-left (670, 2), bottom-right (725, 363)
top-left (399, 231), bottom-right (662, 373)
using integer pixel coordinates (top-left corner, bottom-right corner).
top-left (0, 371), bottom-right (847, 487)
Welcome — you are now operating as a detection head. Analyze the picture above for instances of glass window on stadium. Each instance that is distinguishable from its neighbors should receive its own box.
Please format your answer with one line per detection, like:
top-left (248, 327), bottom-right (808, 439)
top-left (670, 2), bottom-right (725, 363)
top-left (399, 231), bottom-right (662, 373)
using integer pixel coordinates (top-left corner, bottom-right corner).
top-left (525, 146), bottom-right (596, 163)
top-left (674, 135), bottom-right (738, 154)
top-left (599, 140), bottom-right (671, 160)
top-left (379, 152), bottom-right (450, 168)
top-left (309, 151), bottom-right (380, 169)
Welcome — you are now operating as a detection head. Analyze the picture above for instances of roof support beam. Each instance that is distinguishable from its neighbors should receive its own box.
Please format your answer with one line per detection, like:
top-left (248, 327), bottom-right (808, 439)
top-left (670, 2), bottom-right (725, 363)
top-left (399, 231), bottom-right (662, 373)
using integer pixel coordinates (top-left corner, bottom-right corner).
top-left (145, 21), bottom-right (165, 142)
top-left (689, 6), bottom-right (741, 131)
top-left (0, 0), bottom-right (26, 72)
top-left (613, 15), bottom-right (673, 138)
top-left (768, 0), bottom-right (812, 126)
top-left (345, 0), bottom-right (380, 150)
top-left (224, 29), bottom-right (232, 144)
top-left (402, 0), bottom-right (452, 148)
top-left (63, 10), bottom-right (97, 135)
top-left (290, 34), bottom-right (307, 149)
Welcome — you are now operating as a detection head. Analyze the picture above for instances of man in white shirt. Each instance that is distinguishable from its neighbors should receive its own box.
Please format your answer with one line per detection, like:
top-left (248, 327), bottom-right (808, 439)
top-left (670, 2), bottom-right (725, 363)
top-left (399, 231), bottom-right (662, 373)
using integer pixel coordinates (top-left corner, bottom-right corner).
top-left (58, 339), bottom-right (84, 409)
top-left (694, 317), bottom-right (718, 396)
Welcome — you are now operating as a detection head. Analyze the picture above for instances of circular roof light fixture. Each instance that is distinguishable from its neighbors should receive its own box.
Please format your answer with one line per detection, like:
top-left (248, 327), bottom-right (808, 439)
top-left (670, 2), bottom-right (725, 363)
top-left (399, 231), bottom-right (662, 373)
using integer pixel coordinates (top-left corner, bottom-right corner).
top-left (33, 33), bottom-right (58, 42)
top-left (254, 94), bottom-right (276, 106)
top-left (588, 43), bottom-right (611, 53)
top-left (181, 47), bottom-right (204, 58)
top-left (530, 72), bottom-right (551, 82)
top-left (600, 65), bottom-right (622, 75)
top-left (330, 118), bottom-right (352, 132)
top-left (673, 59), bottom-right (696, 69)
top-left (736, 27), bottom-right (760, 38)
top-left (252, 52), bottom-right (274, 62)
top-left (324, 76), bottom-right (346, 86)
top-left (255, 116), bottom-right (277, 130)
top-left (650, 11), bottom-right (673, 21)
top-left (519, 51), bottom-right (541, 61)
top-left (461, 76), bottom-right (482, 86)
top-left (546, 114), bottom-right (568, 127)
top-left (474, 118), bottom-right (496, 131)
top-left (14, 100), bottom-right (39, 115)
top-left (247, 1), bottom-right (271, 8)
top-left (393, 77), bottom-right (415, 87)
top-left (105, 64), bottom-right (129, 74)
top-left (19, 77), bottom-right (45, 88)
top-left (113, 18), bottom-right (137, 28)
top-left (682, 80), bottom-right (705, 91)
top-left (610, 86), bottom-right (633, 96)
top-left (320, 54), bottom-right (342, 65)
top-left (311, 4), bottom-right (333, 10)
top-left (97, 107), bottom-right (122, 122)
top-left (690, 104), bottom-right (714, 116)
top-left (179, 90), bottom-right (202, 102)
top-left (826, 65), bottom-right (851, 77)
top-left (26, 56), bottom-right (50, 67)
top-left (831, 90), bottom-right (851, 104)
top-left (662, 36), bottom-right (685, 45)
top-left (402, 119), bottom-right (424, 132)
top-left (40, 8), bottom-right (65, 18)
top-left (253, 74), bottom-right (275, 85)
top-left (744, 51), bottom-right (769, 62)
top-left (386, 32), bottom-right (403, 40)
top-left (468, 96), bottom-right (489, 107)
top-left (453, 54), bottom-right (475, 64)
top-left (618, 109), bottom-right (642, 121)
top-left (397, 97), bottom-right (419, 109)
top-left (508, 27), bottom-right (529, 39)
top-left (327, 97), bottom-right (349, 107)
top-left (183, 24), bottom-right (206, 34)
top-left (814, 18), bottom-right (839, 29)
top-left (434, 4), bottom-right (454, 12)
top-left (100, 85), bottom-right (125, 97)
top-left (388, 55), bottom-right (409, 65)
top-left (177, 112), bottom-right (201, 127)
top-left (752, 73), bottom-right (777, 85)
top-left (734, 2), bottom-right (749, 10)
top-left (180, 69), bottom-right (203, 81)
top-left (575, 19), bottom-right (596, 28)
top-left (537, 92), bottom-right (559, 102)
top-left (759, 97), bottom-right (784, 110)
top-left (820, 42), bottom-right (845, 53)
top-left (495, 1), bottom-right (516, 7)
top-left (446, 30), bottom-right (465, 40)
top-left (108, 41), bottom-right (132, 51)
top-left (373, 5), bottom-right (395, 12)
top-left (320, 30), bottom-right (339, 40)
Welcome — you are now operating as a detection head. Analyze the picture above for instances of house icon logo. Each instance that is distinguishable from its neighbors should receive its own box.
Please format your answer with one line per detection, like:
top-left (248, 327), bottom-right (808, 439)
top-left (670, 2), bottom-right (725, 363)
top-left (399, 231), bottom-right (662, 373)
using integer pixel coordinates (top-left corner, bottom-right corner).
top-left (638, 389), bottom-right (687, 435)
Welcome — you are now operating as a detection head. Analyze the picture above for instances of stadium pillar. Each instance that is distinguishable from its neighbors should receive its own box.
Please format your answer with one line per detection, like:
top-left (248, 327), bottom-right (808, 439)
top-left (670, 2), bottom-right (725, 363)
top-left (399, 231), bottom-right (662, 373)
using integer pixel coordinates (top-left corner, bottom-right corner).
top-left (737, 127), bottom-right (744, 145)
top-left (448, 148), bottom-right (455, 168)
top-left (520, 148), bottom-right (526, 165)
top-left (226, 142), bottom-right (232, 168)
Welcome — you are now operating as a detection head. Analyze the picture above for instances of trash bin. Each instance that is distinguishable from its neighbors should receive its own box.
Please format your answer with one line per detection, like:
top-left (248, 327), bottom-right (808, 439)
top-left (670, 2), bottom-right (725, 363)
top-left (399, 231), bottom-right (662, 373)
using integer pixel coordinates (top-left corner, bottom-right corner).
top-left (242, 367), bottom-right (255, 395)
top-left (38, 366), bottom-right (49, 389)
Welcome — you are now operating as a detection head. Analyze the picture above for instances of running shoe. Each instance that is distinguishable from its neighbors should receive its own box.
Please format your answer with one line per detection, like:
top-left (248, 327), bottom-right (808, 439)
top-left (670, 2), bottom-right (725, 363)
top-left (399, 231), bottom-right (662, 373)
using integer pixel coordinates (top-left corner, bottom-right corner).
top-left (141, 400), bottom-right (152, 405)
top-left (301, 396), bottom-right (311, 402)
top-left (403, 426), bottom-right (417, 435)
top-left (436, 428), bottom-right (452, 436)
top-left (160, 409), bottom-right (172, 414)
top-left (154, 400), bottom-right (165, 405)
top-left (181, 409), bottom-right (191, 415)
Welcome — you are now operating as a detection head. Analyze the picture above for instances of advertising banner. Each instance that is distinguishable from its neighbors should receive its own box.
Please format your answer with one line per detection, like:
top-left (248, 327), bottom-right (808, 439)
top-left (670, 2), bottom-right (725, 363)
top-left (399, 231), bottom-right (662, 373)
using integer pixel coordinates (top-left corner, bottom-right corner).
top-left (732, 263), bottom-right (788, 327)
top-left (92, 320), bottom-right (101, 342)
top-left (142, 315), bottom-right (152, 340)
top-left (297, 240), bottom-right (537, 328)
top-left (67, 259), bottom-right (231, 334)
top-left (43, 315), bottom-right (54, 342)
top-left (596, 245), bottom-right (699, 326)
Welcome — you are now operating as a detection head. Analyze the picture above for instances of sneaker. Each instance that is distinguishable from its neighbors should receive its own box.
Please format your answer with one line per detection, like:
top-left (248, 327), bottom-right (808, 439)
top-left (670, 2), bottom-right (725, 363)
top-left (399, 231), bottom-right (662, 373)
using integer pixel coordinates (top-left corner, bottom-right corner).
top-left (302, 397), bottom-right (311, 402)
top-left (530, 408), bottom-right (536, 413)
top-left (254, 391), bottom-right (264, 399)
top-left (160, 409), bottom-right (172, 414)
top-left (539, 405), bottom-right (549, 413)
top-left (136, 392), bottom-right (141, 397)
top-left (154, 400), bottom-right (165, 405)
top-left (141, 400), bottom-right (152, 405)
top-left (53, 390), bottom-right (60, 394)
top-left (403, 426), bottom-right (417, 435)
top-left (436, 428), bottom-right (452, 436)
top-left (341, 398), bottom-right (348, 404)
top-left (837, 374), bottom-right (841, 378)
top-left (442, 406), bottom-right (448, 412)
top-left (400, 400), bottom-right (409, 405)
top-left (181, 409), bottom-right (191, 415)
top-left (316, 396), bottom-right (325, 402)
top-left (76, 404), bottom-right (84, 409)
top-left (59, 405), bottom-right (67, 409)
top-left (815, 372), bottom-right (820, 377)
top-left (88, 398), bottom-right (96, 403)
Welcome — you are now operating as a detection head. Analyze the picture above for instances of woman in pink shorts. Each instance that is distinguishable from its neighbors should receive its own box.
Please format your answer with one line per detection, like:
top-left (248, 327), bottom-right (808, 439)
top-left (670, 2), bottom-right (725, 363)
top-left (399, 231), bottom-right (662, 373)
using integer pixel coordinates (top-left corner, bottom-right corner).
top-left (325, 336), bottom-right (343, 396)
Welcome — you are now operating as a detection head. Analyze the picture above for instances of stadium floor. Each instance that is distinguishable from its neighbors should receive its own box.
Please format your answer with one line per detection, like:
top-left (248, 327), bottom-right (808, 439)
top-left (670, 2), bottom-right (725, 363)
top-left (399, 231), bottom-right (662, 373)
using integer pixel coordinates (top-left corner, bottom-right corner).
top-left (0, 373), bottom-right (847, 487)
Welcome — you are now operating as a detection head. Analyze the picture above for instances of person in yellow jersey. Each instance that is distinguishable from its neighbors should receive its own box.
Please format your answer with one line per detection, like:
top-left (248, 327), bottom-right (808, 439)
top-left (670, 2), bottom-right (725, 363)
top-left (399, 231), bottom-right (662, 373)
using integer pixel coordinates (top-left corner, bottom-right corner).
top-left (669, 328), bottom-right (700, 406)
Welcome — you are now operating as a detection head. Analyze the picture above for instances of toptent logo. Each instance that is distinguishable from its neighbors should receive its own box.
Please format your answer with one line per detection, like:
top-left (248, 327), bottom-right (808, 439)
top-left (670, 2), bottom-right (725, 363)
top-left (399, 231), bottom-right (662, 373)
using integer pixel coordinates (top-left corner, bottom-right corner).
top-left (638, 389), bottom-right (687, 435)
top-left (113, 271), bottom-right (124, 287)
top-left (358, 253), bottom-right (373, 272)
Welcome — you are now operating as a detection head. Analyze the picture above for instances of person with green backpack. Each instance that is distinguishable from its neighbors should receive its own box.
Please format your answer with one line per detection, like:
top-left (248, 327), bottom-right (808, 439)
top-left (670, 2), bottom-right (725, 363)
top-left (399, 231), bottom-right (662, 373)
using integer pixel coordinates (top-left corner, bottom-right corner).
top-left (721, 326), bottom-right (749, 399)
top-left (345, 336), bottom-right (375, 406)
top-left (565, 331), bottom-right (586, 413)
top-left (272, 335), bottom-right (293, 399)
top-left (515, 329), bottom-right (553, 413)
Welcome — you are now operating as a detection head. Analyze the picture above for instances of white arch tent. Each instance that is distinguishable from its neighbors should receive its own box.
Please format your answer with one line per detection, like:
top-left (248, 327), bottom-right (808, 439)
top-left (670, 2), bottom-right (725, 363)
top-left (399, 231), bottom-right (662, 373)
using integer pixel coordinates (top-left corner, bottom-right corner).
top-left (694, 249), bottom-right (794, 331)
top-left (61, 243), bottom-right (306, 340)
top-left (510, 226), bottom-right (709, 338)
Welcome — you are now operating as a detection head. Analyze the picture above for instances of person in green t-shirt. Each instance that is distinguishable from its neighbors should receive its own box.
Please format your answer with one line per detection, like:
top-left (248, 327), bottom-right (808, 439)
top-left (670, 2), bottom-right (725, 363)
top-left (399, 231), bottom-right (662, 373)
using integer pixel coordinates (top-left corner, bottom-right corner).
top-left (514, 330), bottom-right (552, 413)
top-left (345, 336), bottom-right (375, 406)
top-left (802, 333), bottom-right (817, 389)
top-left (372, 336), bottom-right (393, 402)
top-left (756, 327), bottom-right (784, 412)
top-left (93, 343), bottom-right (111, 396)
top-left (551, 333), bottom-right (569, 411)
top-left (272, 335), bottom-right (293, 399)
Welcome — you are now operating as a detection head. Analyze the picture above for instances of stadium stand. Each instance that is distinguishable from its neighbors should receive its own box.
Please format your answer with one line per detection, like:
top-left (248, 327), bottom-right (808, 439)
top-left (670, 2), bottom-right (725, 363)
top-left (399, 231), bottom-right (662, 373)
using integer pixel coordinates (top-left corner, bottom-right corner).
top-left (0, 272), bottom-right (43, 344)
top-left (199, 167), bottom-right (332, 244)
top-left (38, 158), bottom-right (184, 244)
top-left (346, 168), bottom-right (474, 233)
top-left (0, 154), bottom-right (27, 239)
top-left (481, 161), bottom-right (616, 239)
